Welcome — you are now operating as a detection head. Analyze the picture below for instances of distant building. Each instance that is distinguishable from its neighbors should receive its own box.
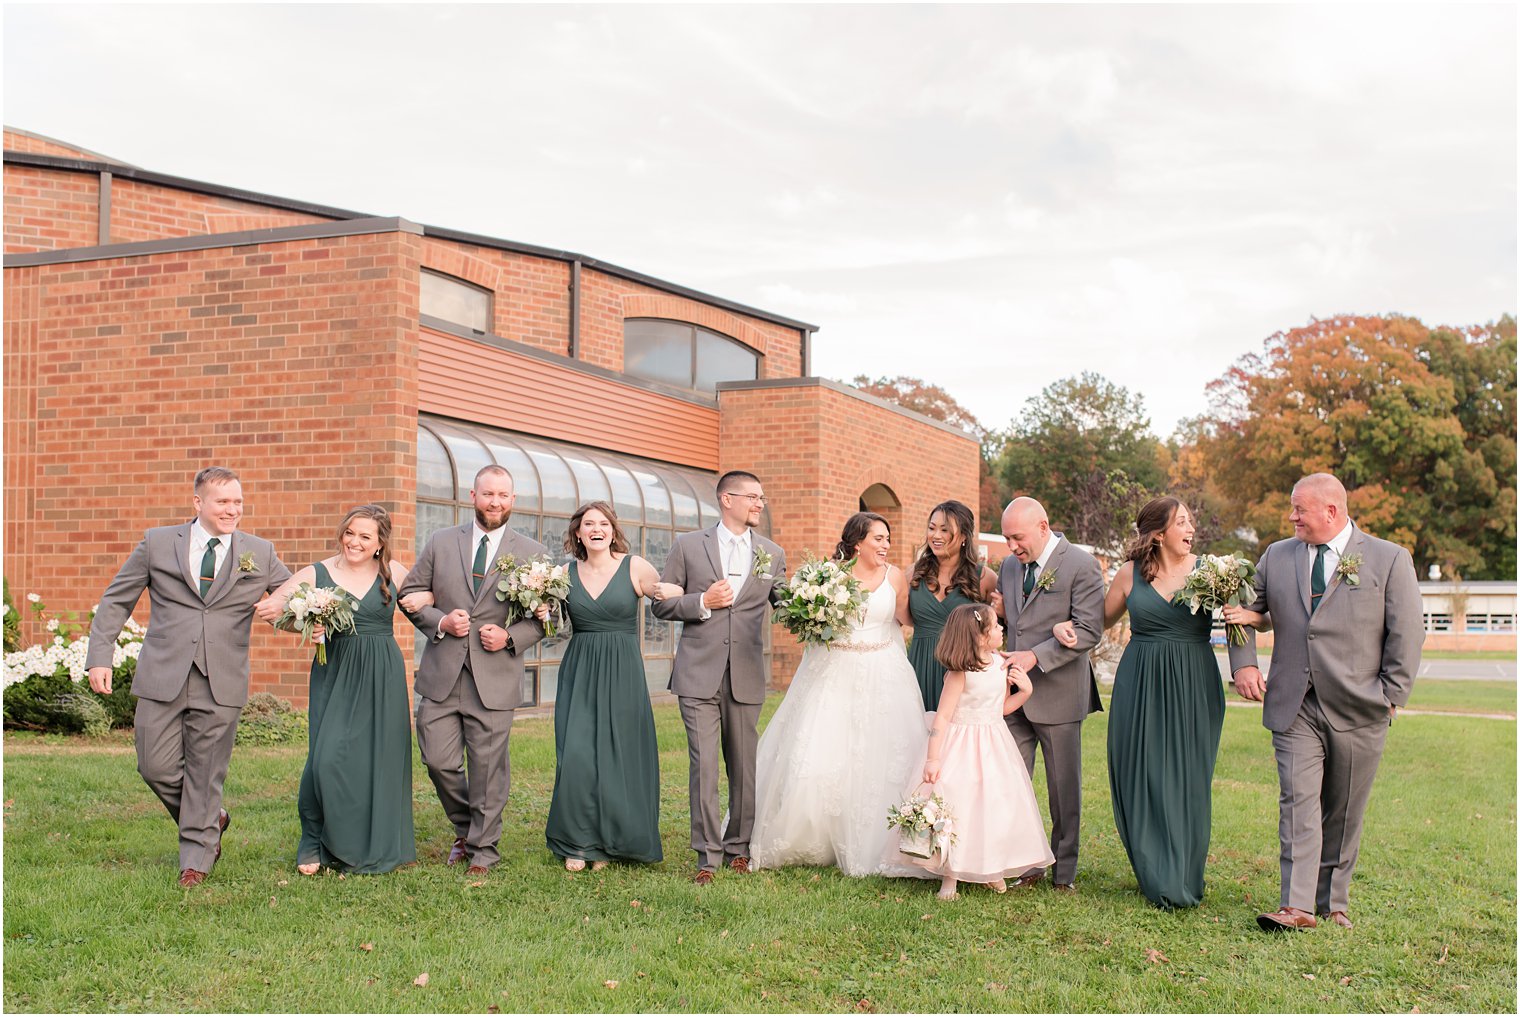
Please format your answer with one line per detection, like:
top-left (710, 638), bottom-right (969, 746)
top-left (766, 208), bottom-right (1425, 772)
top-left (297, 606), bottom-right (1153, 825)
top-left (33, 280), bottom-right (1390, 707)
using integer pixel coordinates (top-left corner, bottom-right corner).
top-left (3, 127), bottom-right (979, 704)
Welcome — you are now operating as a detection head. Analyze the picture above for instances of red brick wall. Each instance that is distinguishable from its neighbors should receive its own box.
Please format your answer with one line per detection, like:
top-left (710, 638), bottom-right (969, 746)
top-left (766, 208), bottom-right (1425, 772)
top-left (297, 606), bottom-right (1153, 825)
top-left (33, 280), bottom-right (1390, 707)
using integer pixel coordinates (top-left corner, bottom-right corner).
top-left (717, 381), bottom-right (980, 684)
top-left (108, 177), bottom-right (334, 245)
top-left (2, 129), bottom-right (104, 159)
top-left (4, 164), bottom-right (100, 252)
top-left (4, 230), bottom-right (422, 706)
top-left (419, 237), bottom-right (571, 355)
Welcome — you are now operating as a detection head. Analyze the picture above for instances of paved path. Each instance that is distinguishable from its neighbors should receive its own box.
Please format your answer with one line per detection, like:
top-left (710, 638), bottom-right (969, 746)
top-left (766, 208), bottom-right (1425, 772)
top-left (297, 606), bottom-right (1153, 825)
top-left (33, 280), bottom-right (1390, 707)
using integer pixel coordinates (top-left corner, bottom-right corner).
top-left (1201, 653), bottom-right (1515, 682)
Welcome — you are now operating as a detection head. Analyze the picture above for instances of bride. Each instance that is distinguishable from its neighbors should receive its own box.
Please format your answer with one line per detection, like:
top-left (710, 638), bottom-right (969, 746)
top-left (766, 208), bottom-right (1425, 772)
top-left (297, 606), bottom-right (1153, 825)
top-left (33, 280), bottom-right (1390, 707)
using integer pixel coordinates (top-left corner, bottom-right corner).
top-left (750, 512), bottom-right (932, 878)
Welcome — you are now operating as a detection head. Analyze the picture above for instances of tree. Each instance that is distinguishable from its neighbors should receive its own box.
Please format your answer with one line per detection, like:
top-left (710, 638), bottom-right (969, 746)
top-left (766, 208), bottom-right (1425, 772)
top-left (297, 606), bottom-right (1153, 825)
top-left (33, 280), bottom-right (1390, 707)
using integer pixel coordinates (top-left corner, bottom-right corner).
top-left (849, 375), bottom-right (984, 436)
top-left (1198, 314), bottom-right (1516, 579)
top-left (987, 372), bottom-right (1167, 552)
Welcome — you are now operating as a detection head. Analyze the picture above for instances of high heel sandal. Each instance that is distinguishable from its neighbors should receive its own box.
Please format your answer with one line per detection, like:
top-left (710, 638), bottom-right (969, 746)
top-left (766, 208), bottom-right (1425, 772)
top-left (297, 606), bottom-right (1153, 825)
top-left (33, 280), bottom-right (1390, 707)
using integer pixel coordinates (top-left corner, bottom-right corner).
top-left (590, 860), bottom-right (609, 872)
top-left (297, 862), bottom-right (321, 876)
top-left (986, 879), bottom-right (1007, 894)
top-left (565, 858), bottom-right (586, 872)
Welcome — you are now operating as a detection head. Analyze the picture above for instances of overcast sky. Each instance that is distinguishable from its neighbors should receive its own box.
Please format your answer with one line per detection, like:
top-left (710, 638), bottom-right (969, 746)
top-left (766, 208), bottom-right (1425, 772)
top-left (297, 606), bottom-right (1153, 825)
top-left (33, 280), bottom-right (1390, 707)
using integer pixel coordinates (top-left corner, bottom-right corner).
top-left (5, 3), bottom-right (1515, 437)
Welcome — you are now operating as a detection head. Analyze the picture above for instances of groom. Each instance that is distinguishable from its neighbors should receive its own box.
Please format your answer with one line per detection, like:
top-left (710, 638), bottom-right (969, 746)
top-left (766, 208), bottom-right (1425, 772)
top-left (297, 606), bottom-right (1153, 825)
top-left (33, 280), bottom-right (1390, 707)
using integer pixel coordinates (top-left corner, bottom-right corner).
top-left (1229, 472), bottom-right (1422, 931)
top-left (86, 466), bottom-right (291, 887)
top-left (652, 470), bottom-right (786, 885)
top-left (996, 496), bottom-right (1106, 893)
top-left (399, 464), bottom-right (547, 876)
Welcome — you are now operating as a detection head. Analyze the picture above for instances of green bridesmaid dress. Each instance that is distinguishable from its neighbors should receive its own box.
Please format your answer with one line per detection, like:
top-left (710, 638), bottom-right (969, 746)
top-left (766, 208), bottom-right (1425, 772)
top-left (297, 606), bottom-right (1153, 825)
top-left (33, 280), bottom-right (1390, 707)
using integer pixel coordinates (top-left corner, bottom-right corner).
top-left (1107, 573), bottom-right (1224, 909)
top-left (907, 583), bottom-right (976, 710)
top-left (545, 555), bottom-right (663, 864)
top-left (296, 563), bottom-right (416, 873)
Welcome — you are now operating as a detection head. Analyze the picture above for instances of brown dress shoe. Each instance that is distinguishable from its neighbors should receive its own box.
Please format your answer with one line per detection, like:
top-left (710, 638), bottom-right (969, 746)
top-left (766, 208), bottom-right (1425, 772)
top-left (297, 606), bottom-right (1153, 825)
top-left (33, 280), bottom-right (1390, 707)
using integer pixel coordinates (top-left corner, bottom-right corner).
top-left (1052, 882), bottom-right (1077, 894)
top-left (693, 868), bottom-right (715, 886)
top-left (178, 868), bottom-right (208, 888)
top-left (466, 865), bottom-right (491, 876)
top-left (1011, 871), bottom-right (1044, 889)
top-left (214, 808), bottom-right (230, 863)
top-left (1321, 910), bottom-right (1353, 929)
top-left (729, 856), bottom-right (751, 874)
top-left (446, 837), bottom-right (468, 866)
top-left (1257, 907), bottom-right (1317, 931)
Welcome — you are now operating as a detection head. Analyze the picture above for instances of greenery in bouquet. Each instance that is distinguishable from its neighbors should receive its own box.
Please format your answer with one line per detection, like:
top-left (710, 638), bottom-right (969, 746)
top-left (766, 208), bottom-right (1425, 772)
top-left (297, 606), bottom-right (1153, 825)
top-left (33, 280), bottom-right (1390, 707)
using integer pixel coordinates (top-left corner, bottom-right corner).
top-left (887, 789), bottom-right (958, 855)
top-left (1174, 553), bottom-right (1258, 646)
top-left (771, 554), bottom-right (866, 646)
top-left (275, 583), bottom-right (358, 666)
top-left (494, 553), bottom-right (572, 637)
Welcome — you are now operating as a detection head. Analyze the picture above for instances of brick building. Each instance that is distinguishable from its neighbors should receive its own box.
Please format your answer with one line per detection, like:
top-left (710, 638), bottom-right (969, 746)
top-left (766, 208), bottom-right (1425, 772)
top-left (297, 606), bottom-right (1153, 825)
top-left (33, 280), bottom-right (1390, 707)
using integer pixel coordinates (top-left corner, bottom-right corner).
top-left (3, 127), bottom-right (979, 704)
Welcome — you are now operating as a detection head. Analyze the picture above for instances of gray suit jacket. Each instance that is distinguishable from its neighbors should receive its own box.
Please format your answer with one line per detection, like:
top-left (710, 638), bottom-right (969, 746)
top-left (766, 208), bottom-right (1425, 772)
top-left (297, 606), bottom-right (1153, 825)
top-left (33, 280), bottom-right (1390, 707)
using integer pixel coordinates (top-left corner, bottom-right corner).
top-left (997, 535), bottom-right (1105, 725)
top-left (651, 526), bottom-right (786, 705)
top-left (1227, 524), bottom-right (1423, 732)
top-left (399, 522), bottom-right (548, 711)
top-left (86, 523), bottom-right (291, 708)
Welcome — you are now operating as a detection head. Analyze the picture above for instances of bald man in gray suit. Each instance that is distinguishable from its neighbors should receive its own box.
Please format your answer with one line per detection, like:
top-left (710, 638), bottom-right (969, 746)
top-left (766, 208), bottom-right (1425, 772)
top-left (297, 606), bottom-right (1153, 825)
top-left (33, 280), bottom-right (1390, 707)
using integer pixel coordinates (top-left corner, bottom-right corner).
top-left (1227, 473), bottom-right (1423, 931)
top-left (996, 497), bottom-right (1106, 893)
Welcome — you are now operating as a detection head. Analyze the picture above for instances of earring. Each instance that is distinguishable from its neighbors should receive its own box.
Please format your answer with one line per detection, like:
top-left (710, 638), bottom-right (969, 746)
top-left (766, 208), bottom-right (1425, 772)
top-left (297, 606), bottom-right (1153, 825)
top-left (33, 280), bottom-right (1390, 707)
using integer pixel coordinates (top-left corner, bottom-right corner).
top-left (373, 550), bottom-right (381, 559)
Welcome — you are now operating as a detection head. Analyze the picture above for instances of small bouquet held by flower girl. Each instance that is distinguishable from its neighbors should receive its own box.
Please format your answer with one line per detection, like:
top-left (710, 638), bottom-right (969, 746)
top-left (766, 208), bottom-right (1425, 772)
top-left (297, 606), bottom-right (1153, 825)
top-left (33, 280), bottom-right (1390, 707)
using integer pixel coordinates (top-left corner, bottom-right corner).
top-left (770, 554), bottom-right (865, 646)
top-left (494, 553), bottom-right (572, 637)
top-left (276, 583), bottom-right (359, 665)
top-left (888, 787), bottom-right (958, 859)
top-left (1174, 553), bottom-right (1258, 647)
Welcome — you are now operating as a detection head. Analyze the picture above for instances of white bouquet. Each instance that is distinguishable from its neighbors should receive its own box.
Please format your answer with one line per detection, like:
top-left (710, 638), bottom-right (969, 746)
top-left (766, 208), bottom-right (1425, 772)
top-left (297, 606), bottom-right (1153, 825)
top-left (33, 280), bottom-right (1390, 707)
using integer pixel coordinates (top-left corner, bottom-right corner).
top-left (888, 789), bottom-right (957, 859)
top-left (277, 583), bottom-right (359, 665)
top-left (1174, 553), bottom-right (1258, 647)
top-left (770, 555), bottom-right (865, 646)
top-left (494, 553), bottom-right (572, 637)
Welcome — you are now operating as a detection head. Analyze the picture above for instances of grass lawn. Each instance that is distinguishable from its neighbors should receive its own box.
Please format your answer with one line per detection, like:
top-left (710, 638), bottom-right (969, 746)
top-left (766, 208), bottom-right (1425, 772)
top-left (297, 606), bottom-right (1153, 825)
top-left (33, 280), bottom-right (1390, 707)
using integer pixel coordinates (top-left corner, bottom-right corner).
top-left (1405, 679), bottom-right (1517, 716)
top-left (4, 697), bottom-right (1515, 1013)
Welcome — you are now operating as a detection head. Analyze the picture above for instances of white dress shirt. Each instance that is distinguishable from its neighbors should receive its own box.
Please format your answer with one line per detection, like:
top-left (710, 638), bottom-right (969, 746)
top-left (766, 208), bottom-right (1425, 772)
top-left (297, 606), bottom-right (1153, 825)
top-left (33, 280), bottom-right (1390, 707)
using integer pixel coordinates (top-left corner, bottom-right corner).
top-left (1023, 532), bottom-right (1063, 594)
top-left (700, 524), bottom-right (753, 619)
top-left (189, 520), bottom-right (231, 584)
top-left (473, 522), bottom-right (509, 568)
top-left (1305, 520), bottom-right (1354, 580)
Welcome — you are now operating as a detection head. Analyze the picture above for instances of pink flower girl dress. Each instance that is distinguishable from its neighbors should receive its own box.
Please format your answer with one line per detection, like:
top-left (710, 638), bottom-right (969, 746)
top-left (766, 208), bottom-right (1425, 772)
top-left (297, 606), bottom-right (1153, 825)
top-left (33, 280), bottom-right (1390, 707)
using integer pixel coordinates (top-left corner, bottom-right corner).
top-left (904, 652), bottom-right (1054, 883)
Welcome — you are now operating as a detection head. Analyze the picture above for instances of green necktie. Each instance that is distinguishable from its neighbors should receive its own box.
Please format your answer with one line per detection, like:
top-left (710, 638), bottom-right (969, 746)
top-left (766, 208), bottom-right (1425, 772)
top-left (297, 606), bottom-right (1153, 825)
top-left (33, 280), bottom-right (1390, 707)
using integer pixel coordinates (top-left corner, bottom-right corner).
top-left (1310, 544), bottom-right (1328, 613)
top-left (472, 535), bottom-right (490, 593)
top-left (1022, 562), bottom-right (1039, 597)
top-left (199, 537), bottom-right (221, 598)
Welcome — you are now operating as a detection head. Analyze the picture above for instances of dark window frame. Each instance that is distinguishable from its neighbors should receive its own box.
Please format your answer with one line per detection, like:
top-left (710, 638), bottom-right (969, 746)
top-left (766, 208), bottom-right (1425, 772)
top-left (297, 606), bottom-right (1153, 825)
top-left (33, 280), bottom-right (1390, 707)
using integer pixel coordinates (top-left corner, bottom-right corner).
top-left (623, 317), bottom-right (760, 394)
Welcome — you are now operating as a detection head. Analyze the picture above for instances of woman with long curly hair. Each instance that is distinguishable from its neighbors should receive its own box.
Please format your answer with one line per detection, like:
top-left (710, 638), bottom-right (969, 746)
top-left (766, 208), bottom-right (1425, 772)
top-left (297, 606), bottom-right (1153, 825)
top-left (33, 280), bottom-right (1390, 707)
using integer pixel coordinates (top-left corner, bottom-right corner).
top-left (904, 500), bottom-right (999, 710)
top-left (1055, 495), bottom-right (1224, 908)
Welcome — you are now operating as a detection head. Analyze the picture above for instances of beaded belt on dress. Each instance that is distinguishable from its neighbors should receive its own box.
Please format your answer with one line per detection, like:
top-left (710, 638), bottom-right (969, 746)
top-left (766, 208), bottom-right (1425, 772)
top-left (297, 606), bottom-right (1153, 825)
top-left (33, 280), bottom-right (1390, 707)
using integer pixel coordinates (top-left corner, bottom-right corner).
top-left (830, 638), bottom-right (890, 652)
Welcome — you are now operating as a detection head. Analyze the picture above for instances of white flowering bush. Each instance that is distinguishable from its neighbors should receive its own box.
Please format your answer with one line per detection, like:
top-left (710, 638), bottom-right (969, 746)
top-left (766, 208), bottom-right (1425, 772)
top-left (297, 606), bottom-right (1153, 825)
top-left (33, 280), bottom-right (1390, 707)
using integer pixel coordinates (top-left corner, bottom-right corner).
top-left (2, 592), bottom-right (142, 733)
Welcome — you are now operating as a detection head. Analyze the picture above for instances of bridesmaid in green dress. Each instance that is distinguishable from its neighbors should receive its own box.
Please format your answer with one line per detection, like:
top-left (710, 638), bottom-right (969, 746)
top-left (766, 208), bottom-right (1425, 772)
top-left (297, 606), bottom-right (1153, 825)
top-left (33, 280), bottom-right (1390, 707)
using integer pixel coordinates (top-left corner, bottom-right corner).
top-left (1059, 497), bottom-right (1224, 909)
top-left (547, 501), bottom-right (682, 872)
top-left (905, 500), bottom-right (1000, 711)
top-left (268, 505), bottom-right (417, 876)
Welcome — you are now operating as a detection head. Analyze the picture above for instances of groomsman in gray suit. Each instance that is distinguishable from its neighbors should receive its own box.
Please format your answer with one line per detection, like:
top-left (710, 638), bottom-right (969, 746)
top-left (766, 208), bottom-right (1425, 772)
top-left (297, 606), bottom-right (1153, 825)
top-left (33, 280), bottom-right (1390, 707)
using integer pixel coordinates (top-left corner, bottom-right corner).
top-left (399, 465), bottom-right (547, 876)
top-left (652, 471), bottom-right (786, 884)
top-left (86, 466), bottom-right (292, 887)
top-left (996, 496), bottom-right (1106, 893)
top-left (1227, 473), bottom-right (1423, 931)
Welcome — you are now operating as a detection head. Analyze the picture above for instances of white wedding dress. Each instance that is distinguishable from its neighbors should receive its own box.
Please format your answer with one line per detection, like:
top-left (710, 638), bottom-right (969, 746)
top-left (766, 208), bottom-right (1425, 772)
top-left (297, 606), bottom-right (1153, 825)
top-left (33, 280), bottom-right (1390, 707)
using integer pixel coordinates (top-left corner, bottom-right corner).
top-left (750, 566), bottom-right (932, 878)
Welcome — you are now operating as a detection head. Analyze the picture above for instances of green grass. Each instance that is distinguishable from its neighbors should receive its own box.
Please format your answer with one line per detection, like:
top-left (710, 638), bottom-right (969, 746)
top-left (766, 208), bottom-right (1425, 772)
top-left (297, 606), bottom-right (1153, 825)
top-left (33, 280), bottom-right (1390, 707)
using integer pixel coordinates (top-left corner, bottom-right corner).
top-left (1421, 650), bottom-right (1516, 661)
top-left (1405, 680), bottom-right (1517, 716)
top-left (4, 697), bottom-right (1515, 1013)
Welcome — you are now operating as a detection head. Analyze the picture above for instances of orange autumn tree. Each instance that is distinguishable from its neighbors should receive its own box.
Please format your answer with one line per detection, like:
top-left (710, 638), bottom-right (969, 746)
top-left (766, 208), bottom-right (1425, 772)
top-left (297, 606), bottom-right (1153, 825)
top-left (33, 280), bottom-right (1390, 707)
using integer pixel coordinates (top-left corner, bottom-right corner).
top-left (1198, 314), bottom-right (1516, 579)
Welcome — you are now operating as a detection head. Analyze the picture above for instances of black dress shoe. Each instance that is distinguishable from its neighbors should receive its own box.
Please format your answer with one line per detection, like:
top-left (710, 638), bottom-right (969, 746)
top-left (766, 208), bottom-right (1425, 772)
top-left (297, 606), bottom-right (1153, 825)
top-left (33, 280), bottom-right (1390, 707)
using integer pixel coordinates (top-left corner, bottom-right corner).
top-left (1011, 871), bottom-right (1044, 889)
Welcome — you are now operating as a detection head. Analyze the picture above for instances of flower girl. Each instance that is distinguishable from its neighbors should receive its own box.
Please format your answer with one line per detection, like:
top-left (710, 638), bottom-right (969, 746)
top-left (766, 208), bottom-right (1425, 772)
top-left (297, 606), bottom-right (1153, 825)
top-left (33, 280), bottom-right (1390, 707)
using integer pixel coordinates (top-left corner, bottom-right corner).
top-left (905, 603), bottom-right (1055, 900)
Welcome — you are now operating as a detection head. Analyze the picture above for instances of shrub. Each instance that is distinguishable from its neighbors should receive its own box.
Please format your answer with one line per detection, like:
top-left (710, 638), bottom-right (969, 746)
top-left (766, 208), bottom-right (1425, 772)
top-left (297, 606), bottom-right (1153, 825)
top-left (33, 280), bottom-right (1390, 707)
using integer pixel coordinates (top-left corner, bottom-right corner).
top-left (2, 578), bottom-right (20, 653)
top-left (2, 591), bottom-right (140, 733)
top-left (235, 692), bottom-right (308, 746)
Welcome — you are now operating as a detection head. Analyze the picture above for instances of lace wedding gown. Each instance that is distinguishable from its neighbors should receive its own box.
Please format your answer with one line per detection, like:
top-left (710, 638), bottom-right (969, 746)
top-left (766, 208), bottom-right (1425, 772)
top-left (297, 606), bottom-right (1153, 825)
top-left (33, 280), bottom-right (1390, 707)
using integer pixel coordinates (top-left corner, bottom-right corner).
top-left (750, 567), bottom-right (932, 878)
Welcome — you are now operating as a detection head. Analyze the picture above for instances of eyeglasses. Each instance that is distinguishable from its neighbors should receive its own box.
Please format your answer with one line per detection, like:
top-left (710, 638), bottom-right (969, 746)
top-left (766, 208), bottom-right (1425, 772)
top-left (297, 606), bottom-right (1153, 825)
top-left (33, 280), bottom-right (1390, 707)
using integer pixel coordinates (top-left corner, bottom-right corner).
top-left (726, 492), bottom-right (768, 505)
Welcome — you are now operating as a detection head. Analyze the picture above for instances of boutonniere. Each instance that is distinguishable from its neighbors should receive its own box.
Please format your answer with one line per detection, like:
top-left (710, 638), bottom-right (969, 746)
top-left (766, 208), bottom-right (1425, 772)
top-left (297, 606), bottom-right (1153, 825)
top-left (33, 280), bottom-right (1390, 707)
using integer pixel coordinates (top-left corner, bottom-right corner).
top-left (237, 551), bottom-right (258, 574)
top-left (1336, 553), bottom-right (1362, 587)
top-left (752, 547), bottom-right (775, 580)
top-left (1034, 568), bottom-right (1057, 593)
top-left (496, 553), bottom-right (517, 575)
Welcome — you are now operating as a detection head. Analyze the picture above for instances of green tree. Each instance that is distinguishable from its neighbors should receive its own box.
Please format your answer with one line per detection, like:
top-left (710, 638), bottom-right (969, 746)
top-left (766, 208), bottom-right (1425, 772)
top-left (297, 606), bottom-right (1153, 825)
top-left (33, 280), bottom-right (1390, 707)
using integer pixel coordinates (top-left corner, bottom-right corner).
top-left (988, 372), bottom-right (1166, 552)
top-left (1199, 314), bottom-right (1516, 579)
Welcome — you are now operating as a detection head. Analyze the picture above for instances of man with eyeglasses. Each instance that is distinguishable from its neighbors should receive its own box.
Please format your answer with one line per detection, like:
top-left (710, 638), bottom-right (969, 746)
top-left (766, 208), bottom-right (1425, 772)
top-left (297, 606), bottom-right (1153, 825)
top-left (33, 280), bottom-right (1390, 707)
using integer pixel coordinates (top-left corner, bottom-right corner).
top-left (652, 470), bottom-right (787, 885)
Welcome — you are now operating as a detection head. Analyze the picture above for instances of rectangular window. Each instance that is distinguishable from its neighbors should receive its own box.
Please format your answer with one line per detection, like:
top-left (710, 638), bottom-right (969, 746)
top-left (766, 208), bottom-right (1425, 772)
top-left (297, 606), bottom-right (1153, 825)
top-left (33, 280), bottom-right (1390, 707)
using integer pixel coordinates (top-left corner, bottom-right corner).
top-left (421, 269), bottom-right (491, 333)
top-left (1424, 612), bottom-right (1453, 632)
